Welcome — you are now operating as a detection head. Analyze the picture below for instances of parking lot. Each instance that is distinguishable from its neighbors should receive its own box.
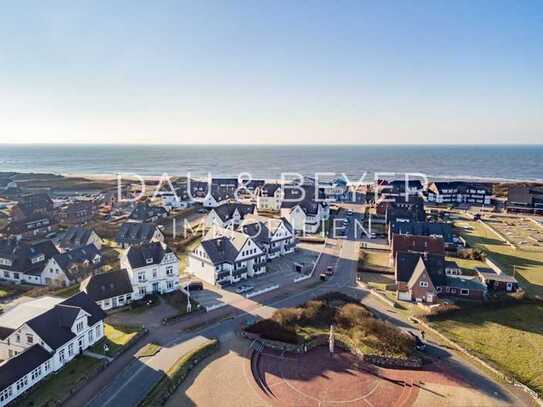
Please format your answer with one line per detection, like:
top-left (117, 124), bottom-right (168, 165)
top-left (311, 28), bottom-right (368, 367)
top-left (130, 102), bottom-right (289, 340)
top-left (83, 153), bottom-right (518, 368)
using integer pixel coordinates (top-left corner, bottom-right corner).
top-left (186, 243), bottom-right (321, 310)
top-left (484, 215), bottom-right (543, 251)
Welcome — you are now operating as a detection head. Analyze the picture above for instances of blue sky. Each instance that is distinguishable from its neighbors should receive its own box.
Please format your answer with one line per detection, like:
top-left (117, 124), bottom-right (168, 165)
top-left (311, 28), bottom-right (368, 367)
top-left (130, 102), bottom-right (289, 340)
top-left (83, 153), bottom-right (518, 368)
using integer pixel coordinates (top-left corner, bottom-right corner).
top-left (0, 1), bottom-right (541, 144)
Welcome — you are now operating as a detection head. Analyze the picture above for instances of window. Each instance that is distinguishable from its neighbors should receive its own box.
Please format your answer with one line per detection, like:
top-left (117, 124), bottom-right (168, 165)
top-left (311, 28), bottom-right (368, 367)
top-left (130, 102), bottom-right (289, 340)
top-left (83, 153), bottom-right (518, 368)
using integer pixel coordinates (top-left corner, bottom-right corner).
top-left (88, 329), bottom-right (94, 343)
top-left (68, 343), bottom-right (74, 356)
top-left (44, 360), bottom-right (51, 372)
top-left (460, 289), bottom-right (469, 296)
top-left (59, 349), bottom-right (65, 363)
top-left (15, 334), bottom-right (20, 343)
top-left (139, 287), bottom-right (146, 296)
top-left (419, 281), bottom-right (429, 288)
top-left (76, 321), bottom-right (84, 332)
top-left (96, 325), bottom-right (102, 337)
top-left (166, 266), bottom-right (174, 276)
top-left (167, 281), bottom-right (173, 289)
top-left (26, 334), bottom-right (34, 344)
top-left (451, 288), bottom-right (457, 294)
top-left (436, 287), bottom-right (442, 293)
top-left (138, 272), bottom-right (146, 282)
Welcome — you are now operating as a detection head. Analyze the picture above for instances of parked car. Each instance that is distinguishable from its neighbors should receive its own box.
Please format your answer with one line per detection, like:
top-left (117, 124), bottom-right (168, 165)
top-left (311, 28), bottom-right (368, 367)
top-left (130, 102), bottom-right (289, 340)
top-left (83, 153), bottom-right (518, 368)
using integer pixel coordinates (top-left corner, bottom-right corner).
top-left (186, 281), bottom-right (203, 291)
top-left (326, 266), bottom-right (334, 276)
top-left (320, 273), bottom-right (328, 281)
top-left (347, 209), bottom-right (353, 216)
top-left (198, 208), bottom-right (208, 213)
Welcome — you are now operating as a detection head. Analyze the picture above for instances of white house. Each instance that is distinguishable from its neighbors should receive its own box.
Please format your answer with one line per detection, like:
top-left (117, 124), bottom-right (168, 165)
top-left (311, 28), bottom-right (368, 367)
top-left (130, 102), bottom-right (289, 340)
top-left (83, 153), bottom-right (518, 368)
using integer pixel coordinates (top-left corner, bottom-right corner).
top-left (206, 203), bottom-right (255, 229)
top-left (240, 215), bottom-right (296, 259)
top-left (80, 269), bottom-right (134, 311)
top-left (280, 199), bottom-right (329, 234)
top-left (120, 242), bottom-right (179, 300)
top-left (0, 239), bottom-right (59, 286)
top-left (41, 244), bottom-right (103, 287)
top-left (0, 293), bottom-right (105, 407)
top-left (255, 184), bottom-right (282, 212)
top-left (188, 227), bottom-right (267, 286)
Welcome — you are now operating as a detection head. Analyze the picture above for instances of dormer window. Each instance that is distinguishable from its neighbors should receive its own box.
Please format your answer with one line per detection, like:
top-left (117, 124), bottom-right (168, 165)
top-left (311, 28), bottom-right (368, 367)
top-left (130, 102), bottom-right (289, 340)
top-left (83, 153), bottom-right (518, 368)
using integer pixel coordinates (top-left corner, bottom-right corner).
top-left (146, 258), bottom-right (153, 265)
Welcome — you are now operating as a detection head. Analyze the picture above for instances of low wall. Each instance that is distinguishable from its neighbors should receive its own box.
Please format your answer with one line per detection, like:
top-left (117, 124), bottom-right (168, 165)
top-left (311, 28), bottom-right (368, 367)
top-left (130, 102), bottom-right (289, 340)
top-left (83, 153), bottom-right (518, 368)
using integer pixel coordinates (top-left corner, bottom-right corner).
top-left (246, 284), bottom-right (279, 298)
top-left (293, 275), bottom-right (311, 283)
top-left (205, 302), bottom-right (227, 312)
top-left (242, 331), bottom-right (422, 369)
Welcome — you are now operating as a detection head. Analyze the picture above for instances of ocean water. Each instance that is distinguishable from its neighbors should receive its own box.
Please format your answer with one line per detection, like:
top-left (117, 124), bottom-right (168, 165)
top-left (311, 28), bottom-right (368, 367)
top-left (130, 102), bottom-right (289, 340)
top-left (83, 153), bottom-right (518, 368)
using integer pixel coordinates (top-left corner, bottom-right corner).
top-left (0, 144), bottom-right (542, 182)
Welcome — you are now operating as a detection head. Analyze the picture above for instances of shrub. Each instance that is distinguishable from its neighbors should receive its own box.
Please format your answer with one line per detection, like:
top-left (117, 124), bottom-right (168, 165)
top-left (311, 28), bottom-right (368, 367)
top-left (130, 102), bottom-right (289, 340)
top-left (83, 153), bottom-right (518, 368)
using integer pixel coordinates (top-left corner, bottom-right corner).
top-left (335, 303), bottom-right (371, 329)
top-left (244, 319), bottom-right (300, 343)
top-left (272, 308), bottom-right (303, 326)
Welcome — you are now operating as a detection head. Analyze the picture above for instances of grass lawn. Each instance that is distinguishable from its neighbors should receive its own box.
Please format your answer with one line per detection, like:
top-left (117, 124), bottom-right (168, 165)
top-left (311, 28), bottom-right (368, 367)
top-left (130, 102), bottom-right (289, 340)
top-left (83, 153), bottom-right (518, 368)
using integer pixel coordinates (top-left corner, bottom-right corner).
top-left (164, 291), bottom-right (199, 315)
top-left (135, 343), bottom-right (162, 358)
top-left (51, 284), bottom-right (81, 298)
top-left (358, 272), bottom-right (394, 290)
top-left (430, 303), bottom-right (543, 395)
top-left (21, 356), bottom-right (105, 407)
top-left (454, 215), bottom-right (543, 299)
top-left (359, 249), bottom-right (391, 272)
top-left (90, 323), bottom-right (142, 357)
top-left (0, 286), bottom-right (15, 298)
top-left (445, 256), bottom-right (487, 276)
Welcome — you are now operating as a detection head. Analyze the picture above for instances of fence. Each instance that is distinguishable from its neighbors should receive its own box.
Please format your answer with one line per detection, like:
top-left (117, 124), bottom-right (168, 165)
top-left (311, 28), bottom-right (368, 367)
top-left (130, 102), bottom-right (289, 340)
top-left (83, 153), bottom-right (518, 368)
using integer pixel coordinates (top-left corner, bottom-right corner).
top-left (246, 285), bottom-right (279, 298)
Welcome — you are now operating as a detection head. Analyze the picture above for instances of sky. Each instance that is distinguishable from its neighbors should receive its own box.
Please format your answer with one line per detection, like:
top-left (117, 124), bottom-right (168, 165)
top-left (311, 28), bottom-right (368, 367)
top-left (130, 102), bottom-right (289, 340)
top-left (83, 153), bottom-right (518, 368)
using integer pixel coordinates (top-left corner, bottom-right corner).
top-left (0, 1), bottom-right (542, 145)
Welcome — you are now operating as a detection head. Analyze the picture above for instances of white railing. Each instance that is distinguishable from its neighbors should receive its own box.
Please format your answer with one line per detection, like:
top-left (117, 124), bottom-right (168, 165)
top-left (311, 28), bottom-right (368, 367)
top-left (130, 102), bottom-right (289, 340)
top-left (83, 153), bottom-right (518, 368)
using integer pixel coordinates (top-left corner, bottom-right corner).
top-left (245, 284), bottom-right (279, 298)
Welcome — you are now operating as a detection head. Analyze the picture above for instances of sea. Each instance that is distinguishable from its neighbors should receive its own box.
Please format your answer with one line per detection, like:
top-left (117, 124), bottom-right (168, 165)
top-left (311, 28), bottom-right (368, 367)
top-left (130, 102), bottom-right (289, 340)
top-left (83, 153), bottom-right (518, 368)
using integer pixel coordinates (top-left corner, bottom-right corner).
top-left (0, 144), bottom-right (542, 183)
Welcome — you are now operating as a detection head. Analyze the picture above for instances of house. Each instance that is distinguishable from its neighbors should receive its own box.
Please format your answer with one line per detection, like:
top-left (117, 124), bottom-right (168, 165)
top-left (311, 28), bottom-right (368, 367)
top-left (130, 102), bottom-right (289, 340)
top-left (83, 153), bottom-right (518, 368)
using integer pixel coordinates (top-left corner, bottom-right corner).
top-left (441, 276), bottom-right (487, 300)
top-left (55, 200), bottom-right (97, 225)
top-left (240, 215), bottom-right (296, 259)
top-left (10, 193), bottom-right (54, 222)
top-left (475, 267), bottom-right (519, 292)
top-left (80, 269), bottom-right (134, 310)
top-left (6, 215), bottom-right (55, 240)
top-left (41, 244), bottom-right (103, 287)
top-left (206, 203), bottom-right (255, 229)
top-left (279, 186), bottom-right (330, 234)
top-left (58, 227), bottom-right (102, 252)
top-left (129, 203), bottom-right (168, 223)
top-left (388, 221), bottom-right (455, 248)
top-left (377, 180), bottom-right (424, 198)
top-left (427, 181), bottom-right (493, 206)
top-left (0, 293), bottom-right (105, 407)
top-left (0, 239), bottom-right (59, 285)
top-left (256, 183), bottom-right (283, 212)
top-left (116, 223), bottom-right (164, 249)
top-left (394, 252), bottom-right (486, 302)
top-left (390, 234), bottom-right (445, 265)
top-left (120, 242), bottom-right (179, 299)
top-left (188, 227), bottom-right (267, 286)
top-left (507, 185), bottom-right (543, 215)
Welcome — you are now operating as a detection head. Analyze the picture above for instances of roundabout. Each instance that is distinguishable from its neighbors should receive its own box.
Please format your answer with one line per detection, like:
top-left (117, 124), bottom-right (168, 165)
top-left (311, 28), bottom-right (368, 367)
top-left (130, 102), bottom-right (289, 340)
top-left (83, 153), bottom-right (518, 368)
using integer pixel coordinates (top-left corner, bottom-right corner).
top-left (252, 346), bottom-right (419, 407)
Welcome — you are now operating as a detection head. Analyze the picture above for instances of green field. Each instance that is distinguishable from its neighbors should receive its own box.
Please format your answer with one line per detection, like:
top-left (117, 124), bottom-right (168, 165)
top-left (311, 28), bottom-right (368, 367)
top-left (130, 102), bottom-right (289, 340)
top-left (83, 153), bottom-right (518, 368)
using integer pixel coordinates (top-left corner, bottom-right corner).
top-left (359, 249), bottom-right (391, 272)
top-left (430, 303), bottom-right (543, 395)
top-left (455, 215), bottom-right (543, 299)
top-left (90, 323), bottom-right (142, 357)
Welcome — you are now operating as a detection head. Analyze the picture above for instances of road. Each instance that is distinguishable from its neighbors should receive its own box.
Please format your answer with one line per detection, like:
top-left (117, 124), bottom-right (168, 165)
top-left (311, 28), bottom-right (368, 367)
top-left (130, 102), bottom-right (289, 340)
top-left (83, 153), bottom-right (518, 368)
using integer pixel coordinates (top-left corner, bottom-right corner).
top-left (72, 204), bottom-right (532, 407)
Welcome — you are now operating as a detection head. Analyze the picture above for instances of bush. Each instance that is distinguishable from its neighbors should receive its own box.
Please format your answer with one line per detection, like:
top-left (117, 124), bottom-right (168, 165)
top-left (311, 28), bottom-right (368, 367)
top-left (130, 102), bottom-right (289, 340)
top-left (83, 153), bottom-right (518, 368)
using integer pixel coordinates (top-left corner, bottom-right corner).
top-left (244, 319), bottom-right (300, 344)
top-left (335, 303), bottom-right (371, 329)
top-left (272, 308), bottom-right (302, 326)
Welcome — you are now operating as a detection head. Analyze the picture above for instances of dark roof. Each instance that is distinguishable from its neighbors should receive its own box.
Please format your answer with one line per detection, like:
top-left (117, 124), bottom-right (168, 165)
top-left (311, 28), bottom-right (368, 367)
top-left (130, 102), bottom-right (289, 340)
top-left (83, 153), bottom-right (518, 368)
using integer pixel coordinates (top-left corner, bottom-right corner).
top-left (390, 180), bottom-right (424, 193)
top-left (59, 227), bottom-right (96, 250)
top-left (0, 345), bottom-right (52, 392)
top-left (14, 193), bottom-right (54, 217)
top-left (0, 239), bottom-right (59, 275)
top-left (211, 203), bottom-right (254, 222)
top-left (445, 276), bottom-right (487, 291)
top-left (430, 181), bottom-right (493, 195)
top-left (391, 221), bottom-right (454, 243)
top-left (53, 244), bottom-right (102, 281)
top-left (395, 252), bottom-right (446, 285)
top-left (126, 242), bottom-right (172, 268)
top-left (116, 222), bottom-right (161, 245)
top-left (258, 183), bottom-right (281, 196)
top-left (391, 234), bottom-right (445, 257)
top-left (61, 291), bottom-right (107, 326)
top-left (0, 326), bottom-right (15, 340)
top-left (129, 203), bottom-right (167, 222)
top-left (81, 270), bottom-right (133, 302)
top-left (200, 237), bottom-right (239, 264)
top-left (386, 206), bottom-right (426, 224)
